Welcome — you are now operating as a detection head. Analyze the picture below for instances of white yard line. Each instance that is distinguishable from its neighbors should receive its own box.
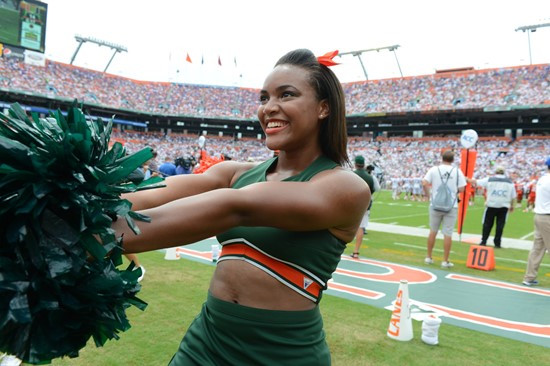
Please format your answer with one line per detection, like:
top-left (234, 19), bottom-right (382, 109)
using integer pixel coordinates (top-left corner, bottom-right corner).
top-left (394, 242), bottom-right (454, 254)
top-left (520, 231), bottom-right (534, 240)
top-left (372, 213), bottom-right (426, 221)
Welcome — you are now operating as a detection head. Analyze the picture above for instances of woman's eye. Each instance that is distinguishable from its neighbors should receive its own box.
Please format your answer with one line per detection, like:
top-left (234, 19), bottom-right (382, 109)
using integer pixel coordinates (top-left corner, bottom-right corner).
top-left (259, 95), bottom-right (268, 104)
top-left (282, 91), bottom-right (294, 98)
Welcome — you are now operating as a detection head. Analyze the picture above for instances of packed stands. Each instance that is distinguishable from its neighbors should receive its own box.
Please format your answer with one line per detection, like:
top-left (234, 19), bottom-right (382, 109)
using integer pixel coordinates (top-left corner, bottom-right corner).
top-left (1, 57), bottom-right (549, 118)
top-left (112, 130), bottom-right (550, 189)
top-left (2, 55), bottom-right (549, 185)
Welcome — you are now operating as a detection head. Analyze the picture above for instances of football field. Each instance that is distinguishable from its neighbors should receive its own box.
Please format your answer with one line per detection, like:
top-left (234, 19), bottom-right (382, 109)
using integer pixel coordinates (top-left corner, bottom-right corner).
top-left (370, 190), bottom-right (535, 240)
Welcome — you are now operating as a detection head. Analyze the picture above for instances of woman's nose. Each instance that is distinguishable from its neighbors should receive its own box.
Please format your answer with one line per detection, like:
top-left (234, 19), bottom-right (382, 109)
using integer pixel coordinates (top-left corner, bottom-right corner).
top-left (262, 98), bottom-right (280, 116)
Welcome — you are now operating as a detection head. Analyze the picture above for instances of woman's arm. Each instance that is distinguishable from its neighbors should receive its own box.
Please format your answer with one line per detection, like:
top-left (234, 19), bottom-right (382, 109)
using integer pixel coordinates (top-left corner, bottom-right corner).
top-left (115, 168), bottom-right (370, 253)
top-left (123, 160), bottom-right (253, 211)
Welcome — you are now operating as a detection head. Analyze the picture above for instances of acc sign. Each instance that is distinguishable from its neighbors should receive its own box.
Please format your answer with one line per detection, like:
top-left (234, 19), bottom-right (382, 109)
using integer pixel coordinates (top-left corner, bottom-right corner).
top-left (460, 129), bottom-right (478, 149)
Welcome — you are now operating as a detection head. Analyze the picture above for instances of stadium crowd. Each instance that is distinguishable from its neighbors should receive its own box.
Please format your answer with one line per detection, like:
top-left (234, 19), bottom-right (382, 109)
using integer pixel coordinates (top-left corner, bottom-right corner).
top-left (1, 57), bottom-right (549, 118)
top-left (112, 130), bottom-right (549, 202)
top-left (2, 55), bottom-right (549, 199)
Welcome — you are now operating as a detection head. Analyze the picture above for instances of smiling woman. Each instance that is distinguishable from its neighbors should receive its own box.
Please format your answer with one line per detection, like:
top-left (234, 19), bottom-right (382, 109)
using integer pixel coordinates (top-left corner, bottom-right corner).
top-left (112, 49), bottom-right (371, 365)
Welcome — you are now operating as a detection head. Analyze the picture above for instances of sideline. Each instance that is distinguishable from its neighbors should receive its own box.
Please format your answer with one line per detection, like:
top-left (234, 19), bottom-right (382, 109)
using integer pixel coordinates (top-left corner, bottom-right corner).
top-left (368, 222), bottom-right (532, 250)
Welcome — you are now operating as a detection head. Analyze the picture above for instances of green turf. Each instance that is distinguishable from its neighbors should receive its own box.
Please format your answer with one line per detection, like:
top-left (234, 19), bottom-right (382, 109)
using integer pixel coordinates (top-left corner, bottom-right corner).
top-left (0, 7), bottom-right (20, 46)
top-left (49, 251), bottom-right (549, 366)
top-left (371, 190), bottom-right (535, 239)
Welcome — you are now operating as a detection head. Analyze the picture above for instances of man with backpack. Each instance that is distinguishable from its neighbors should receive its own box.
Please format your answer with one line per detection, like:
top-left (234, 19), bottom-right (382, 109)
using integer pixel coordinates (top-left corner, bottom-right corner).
top-left (422, 150), bottom-right (467, 268)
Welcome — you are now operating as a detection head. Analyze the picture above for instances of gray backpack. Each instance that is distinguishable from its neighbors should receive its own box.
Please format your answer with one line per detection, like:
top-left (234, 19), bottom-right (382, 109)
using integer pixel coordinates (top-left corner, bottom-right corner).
top-left (432, 167), bottom-right (456, 212)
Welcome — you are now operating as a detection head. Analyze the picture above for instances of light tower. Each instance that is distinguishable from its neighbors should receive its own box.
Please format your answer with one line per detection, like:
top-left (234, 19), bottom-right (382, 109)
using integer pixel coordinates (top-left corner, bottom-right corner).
top-left (338, 45), bottom-right (403, 80)
top-left (70, 35), bottom-right (128, 72)
top-left (515, 23), bottom-right (550, 65)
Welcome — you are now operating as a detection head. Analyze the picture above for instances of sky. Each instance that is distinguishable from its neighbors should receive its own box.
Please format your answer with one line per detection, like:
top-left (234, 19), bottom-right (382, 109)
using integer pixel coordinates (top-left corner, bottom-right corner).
top-left (41, 0), bottom-right (550, 88)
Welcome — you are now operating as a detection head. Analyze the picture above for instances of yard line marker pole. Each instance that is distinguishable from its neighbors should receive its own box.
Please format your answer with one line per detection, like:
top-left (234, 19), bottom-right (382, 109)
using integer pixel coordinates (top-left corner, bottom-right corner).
top-left (457, 130), bottom-right (478, 242)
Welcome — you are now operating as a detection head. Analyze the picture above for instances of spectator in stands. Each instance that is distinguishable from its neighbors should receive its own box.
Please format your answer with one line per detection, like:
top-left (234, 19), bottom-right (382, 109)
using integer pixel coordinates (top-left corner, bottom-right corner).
top-left (472, 166), bottom-right (515, 248)
top-left (159, 156), bottom-right (177, 177)
top-left (522, 157), bottom-right (550, 286)
top-left (422, 150), bottom-right (466, 268)
top-left (111, 49), bottom-right (370, 364)
top-left (147, 150), bottom-right (160, 177)
top-left (351, 156), bottom-right (376, 259)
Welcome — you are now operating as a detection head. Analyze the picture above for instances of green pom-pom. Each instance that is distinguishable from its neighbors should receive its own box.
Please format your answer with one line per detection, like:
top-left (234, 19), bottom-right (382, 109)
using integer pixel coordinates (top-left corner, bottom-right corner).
top-left (0, 102), bottom-right (161, 364)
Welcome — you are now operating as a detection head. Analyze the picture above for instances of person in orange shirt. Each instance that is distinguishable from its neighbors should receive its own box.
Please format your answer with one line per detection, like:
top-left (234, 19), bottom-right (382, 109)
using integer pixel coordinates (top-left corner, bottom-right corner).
top-left (515, 182), bottom-right (524, 209)
top-left (524, 178), bottom-right (537, 212)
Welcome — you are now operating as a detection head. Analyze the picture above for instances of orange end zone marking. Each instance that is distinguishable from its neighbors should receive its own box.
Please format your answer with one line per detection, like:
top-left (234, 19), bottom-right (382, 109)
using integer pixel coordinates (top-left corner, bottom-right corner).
top-left (176, 247), bottom-right (212, 260)
top-left (447, 274), bottom-right (550, 296)
top-left (338, 256), bottom-right (436, 284)
top-left (327, 279), bottom-right (385, 300)
top-left (424, 301), bottom-right (550, 338)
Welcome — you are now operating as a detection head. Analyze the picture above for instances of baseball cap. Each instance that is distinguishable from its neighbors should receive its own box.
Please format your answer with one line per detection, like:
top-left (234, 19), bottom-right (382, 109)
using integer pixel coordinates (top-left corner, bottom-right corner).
top-left (546, 157), bottom-right (550, 166)
top-left (354, 156), bottom-right (365, 165)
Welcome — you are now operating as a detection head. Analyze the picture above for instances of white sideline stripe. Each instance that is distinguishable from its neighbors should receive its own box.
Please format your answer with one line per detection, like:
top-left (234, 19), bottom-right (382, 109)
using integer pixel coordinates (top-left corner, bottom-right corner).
top-left (493, 256), bottom-right (550, 268)
top-left (394, 242), bottom-right (454, 254)
top-left (372, 212), bottom-right (426, 221)
top-left (520, 231), bottom-right (534, 240)
top-left (369, 222), bottom-right (532, 250)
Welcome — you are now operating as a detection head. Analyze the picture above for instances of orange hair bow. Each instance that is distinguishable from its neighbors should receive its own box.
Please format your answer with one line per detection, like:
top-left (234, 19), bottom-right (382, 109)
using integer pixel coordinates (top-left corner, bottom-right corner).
top-left (317, 50), bottom-right (340, 67)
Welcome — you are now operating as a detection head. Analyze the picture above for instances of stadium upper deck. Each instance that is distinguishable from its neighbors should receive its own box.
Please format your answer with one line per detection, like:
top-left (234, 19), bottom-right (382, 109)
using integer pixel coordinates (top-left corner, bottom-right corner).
top-left (1, 57), bottom-right (549, 117)
top-left (1, 56), bottom-right (549, 137)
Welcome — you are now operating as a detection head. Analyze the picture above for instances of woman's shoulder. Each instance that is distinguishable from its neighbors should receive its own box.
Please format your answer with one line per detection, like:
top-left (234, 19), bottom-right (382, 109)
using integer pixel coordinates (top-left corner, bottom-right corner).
top-left (205, 160), bottom-right (266, 186)
top-left (312, 167), bottom-right (371, 195)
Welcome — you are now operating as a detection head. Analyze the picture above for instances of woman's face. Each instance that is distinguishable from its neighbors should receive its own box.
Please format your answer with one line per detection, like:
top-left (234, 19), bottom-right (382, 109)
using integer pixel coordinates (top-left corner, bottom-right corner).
top-left (258, 64), bottom-right (327, 152)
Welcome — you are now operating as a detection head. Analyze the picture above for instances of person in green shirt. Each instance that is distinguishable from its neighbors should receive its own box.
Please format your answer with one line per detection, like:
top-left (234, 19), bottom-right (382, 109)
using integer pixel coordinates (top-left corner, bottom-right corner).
top-left (351, 155), bottom-right (376, 258)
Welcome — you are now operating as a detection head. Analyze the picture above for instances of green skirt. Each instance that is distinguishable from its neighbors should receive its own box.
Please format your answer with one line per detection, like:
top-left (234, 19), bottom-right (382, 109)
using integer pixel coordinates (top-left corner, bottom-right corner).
top-left (168, 292), bottom-right (331, 366)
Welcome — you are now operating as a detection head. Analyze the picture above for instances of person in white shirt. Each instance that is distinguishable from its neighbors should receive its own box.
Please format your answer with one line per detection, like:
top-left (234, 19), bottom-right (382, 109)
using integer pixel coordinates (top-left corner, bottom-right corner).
top-left (522, 157), bottom-right (550, 286)
top-left (422, 150), bottom-right (466, 268)
top-left (473, 166), bottom-right (515, 248)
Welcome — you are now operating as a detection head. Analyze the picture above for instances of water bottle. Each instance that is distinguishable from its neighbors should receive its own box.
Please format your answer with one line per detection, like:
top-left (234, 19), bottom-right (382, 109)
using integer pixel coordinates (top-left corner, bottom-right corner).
top-left (211, 244), bottom-right (220, 262)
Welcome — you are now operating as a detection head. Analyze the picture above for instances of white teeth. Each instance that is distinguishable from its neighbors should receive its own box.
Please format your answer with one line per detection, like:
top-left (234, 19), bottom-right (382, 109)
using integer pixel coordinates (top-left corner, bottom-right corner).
top-left (267, 121), bottom-right (285, 128)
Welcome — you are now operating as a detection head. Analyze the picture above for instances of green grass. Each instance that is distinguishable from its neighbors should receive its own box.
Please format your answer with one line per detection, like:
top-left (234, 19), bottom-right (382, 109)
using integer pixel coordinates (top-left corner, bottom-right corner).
top-left (49, 252), bottom-right (549, 366)
top-left (47, 190), bottom-right (549, 365)
top-left (371, 190), bottom-right (535, 240)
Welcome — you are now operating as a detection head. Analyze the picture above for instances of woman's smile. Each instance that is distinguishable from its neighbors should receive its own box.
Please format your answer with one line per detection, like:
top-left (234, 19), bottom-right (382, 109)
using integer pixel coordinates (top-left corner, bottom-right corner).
top-left (265, 119), bottom-right (289, 134)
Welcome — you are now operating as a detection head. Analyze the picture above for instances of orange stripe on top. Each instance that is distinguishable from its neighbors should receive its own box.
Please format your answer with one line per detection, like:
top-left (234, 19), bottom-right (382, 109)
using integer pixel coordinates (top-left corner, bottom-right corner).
top-left (219, 242), bottom-right (323, 303)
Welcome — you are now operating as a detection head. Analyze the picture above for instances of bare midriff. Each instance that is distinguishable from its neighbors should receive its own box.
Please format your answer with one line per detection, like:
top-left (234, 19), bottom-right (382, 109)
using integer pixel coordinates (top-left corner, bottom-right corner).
top-left (208, 260), bottom-right (316, 311)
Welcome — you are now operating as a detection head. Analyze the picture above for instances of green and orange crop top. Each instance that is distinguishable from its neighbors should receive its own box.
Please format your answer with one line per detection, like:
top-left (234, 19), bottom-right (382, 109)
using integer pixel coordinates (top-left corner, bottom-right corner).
top-left (216, 155), bottom-right (346, 303)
